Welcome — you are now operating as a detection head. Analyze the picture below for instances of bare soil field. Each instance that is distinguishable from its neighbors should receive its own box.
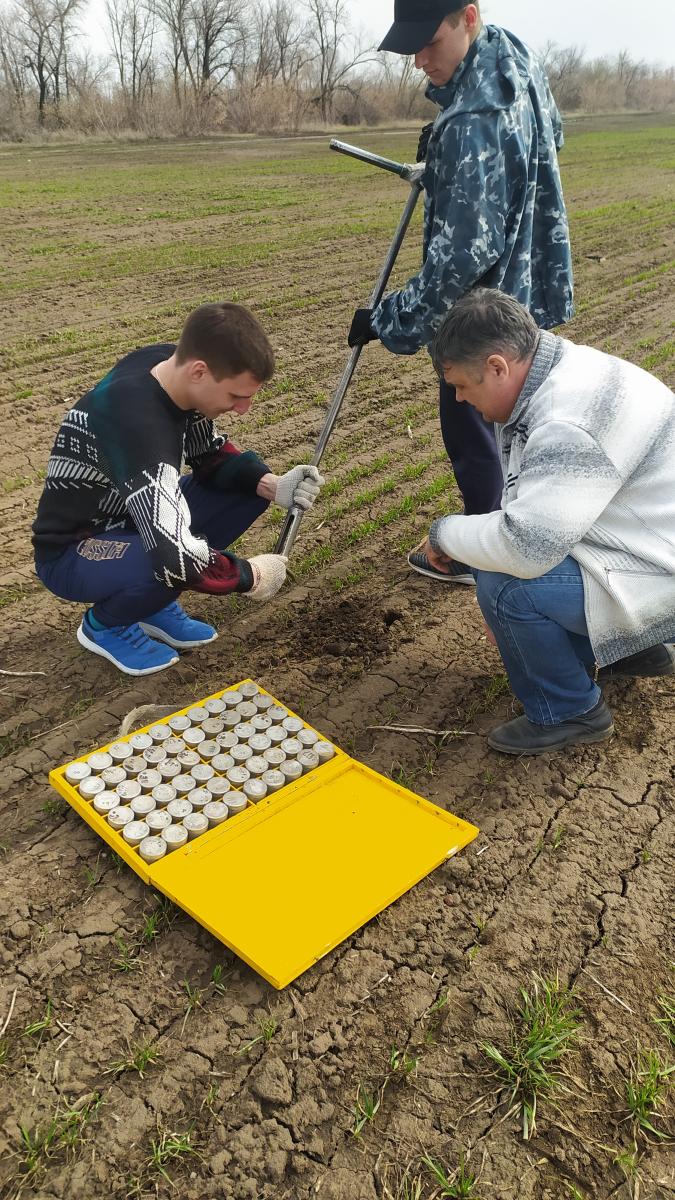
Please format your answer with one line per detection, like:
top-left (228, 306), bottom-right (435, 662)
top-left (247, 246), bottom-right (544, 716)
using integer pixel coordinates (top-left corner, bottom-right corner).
top-left (0, 117), bottom-right (674, 1200)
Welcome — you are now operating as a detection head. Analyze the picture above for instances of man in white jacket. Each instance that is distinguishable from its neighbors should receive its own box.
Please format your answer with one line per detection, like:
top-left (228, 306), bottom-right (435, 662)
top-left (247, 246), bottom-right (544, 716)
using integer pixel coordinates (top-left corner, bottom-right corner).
top-left (421, 289), bottom-right (675, 754)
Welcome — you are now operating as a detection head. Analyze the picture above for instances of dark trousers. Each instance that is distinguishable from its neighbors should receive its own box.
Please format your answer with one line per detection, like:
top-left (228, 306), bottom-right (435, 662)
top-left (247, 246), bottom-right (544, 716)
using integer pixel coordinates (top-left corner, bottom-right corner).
top-left (36, 476), bottom-right (269, 627)
top-left (439, 380), bottom-right (503, 517)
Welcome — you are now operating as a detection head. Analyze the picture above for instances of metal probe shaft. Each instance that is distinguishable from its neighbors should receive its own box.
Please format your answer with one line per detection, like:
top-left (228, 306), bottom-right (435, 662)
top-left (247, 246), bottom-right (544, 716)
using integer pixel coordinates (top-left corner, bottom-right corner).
top-left (275, 144), bottom-right (423, 558)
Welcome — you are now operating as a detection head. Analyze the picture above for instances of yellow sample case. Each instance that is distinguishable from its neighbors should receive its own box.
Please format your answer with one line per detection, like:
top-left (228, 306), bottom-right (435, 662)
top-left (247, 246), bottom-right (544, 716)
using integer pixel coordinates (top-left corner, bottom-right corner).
top-left (50, 682), bottom-right (478, 989)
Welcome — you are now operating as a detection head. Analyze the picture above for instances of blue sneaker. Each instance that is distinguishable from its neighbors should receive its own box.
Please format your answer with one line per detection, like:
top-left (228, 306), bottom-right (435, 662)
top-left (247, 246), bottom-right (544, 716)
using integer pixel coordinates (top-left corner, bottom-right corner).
top-left (407, 548), bottom-right (475, 585)
top-left (77, 611), bottom-right (179, 676)
top-left (139, 601), bottom-right (217, 650)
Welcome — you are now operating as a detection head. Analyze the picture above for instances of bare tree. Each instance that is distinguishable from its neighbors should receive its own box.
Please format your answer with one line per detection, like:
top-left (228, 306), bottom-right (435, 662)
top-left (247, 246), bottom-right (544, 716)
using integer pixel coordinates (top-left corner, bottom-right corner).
top-left (539, 40), bottom-right (585, 111)
top-left (303, 0), bottom-right (374, 121)
top-left (10, 0), bottom-right (83, 119)
top-left (106, 0), bottom-right (156, 120)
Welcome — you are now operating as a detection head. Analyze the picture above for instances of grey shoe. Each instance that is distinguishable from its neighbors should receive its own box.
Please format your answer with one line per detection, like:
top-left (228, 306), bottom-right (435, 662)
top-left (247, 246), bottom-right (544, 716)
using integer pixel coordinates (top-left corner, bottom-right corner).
top-left (487, 698), bottom-right (614, 756)
top-left (597, 643), bottom-right (675, 682)
top-left (407, 550), bottom-right (474, 585)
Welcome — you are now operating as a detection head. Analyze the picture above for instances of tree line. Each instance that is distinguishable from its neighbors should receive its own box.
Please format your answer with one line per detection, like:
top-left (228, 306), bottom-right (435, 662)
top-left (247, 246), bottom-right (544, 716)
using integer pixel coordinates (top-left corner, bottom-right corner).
top-left (0, 0), bottom-right (673, 139)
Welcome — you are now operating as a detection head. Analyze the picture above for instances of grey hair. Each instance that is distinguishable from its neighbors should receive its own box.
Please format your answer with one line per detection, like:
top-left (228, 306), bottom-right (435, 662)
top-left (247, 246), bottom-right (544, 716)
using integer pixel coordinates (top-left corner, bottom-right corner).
top-left (432, 289), bottom-right (539, 375)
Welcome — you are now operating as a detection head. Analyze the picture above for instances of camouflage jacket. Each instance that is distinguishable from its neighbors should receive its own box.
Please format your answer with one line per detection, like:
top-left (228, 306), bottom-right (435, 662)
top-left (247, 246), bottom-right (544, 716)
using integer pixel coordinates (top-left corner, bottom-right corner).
top-left (372, 25), bottom-right (574, 355)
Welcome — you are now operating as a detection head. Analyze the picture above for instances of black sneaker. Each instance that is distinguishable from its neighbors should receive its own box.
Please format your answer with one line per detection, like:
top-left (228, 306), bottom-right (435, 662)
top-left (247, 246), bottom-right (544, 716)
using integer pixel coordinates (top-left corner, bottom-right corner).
top-left (407, 549), bottom-right (474, 585)
top-left (597, 643), bottom-right (675, 682)
top-left (487, 698), bottom-right (614, 756)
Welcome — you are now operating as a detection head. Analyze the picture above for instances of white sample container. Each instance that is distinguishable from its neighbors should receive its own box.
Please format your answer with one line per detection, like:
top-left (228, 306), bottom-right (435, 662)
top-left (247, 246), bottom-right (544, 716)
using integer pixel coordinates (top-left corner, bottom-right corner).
top-left (183, 727), bottom-right (205, 747)
top-left (148, 724), bottom-right (171, 744)
top-left (126, 755), bottom-right (149, 777)
top-left (206, 776), bottom-right (230, 798)
top-left (239, 682), bottom-right (259, 699)
top-left (297, 727), bottom-right (319, 748)
top-left (86, 751), bottom-right (113, 773)
top-left (226, 765), bottom-right (250, 787)
top-left (101, 765), bottom-right (128, 788)
top-left (108, 741), bottom-right (133, 763)
top-left (162, 824), bottom-right (188, 851)
top-left (263, 747), bottom-right (286, 768)
top-left (282, 717), bottom-right (304, 735)
top-left (123, 820), bottom-right (150, 847)
top-left (108, 805), bottom-right (134, 830)
top-left (211, 753), bottom-right (234, 775)
top-left (139, 835), bottom-right (167, 864)
top-left (65, 761), bottom-right (91, 786)
top-left (183, 812), bottom-right (209, 840)
top-left (173, 774), bottom-right (196, 797)
top-left (251, 715), bottom-right (272, 732)
top-left (79, 776), bottom-right (106, 801)
top-left (254, 694), bottom-right (273, 711)
top-left (201, 718), bottom-right (224, 738)
top-left (158, 758), bottom-right (182, 781)
top-left (267, 726), bottom-right (288, 746)
top-left (137, 768), bottom-right (162, 794)
top-left (297, 749), bottom-right (320, 774)
top-left (280, 759), bottom-right (302, 783)
top-left (191, 762), bottom-right (215, 783)
top-left (222, 690), bottom-right (243, 708)
top-left (267, 705), bottom-right (288, 724)
top-left (225, 792), bottom-right (248, 815)
top-left (115, 779), bottom-right (142, 803)
top-left (93, 791), bottom-right (121, 815)
top-left (177, 749), bottom-right (201, 770)
top-left (216, 731), bottom-right (238, 751)
top-left (131, 795), bottom-right (156, 818)
top-left (146, 809), bottom-right (172, 834)
top-left (187, 787), bottom-right (212, 811)
top-left (249, 734), bottom-right (271, 754)
top-left (167, 798), bottom-right (193, 822)
top-left (243, 779), bottom-right (267, 803)
top-left (246, 756), bottom-right (268, 779)
top-left (280, 738), bottom-right (302, 759)
top-left (231, 743), bottom-right (252, 764)
top-left (186, 706), bottom-right (209, 725)
top-left (143, 745), bottom-right (167, 765)
top-left (168, 714), bottom-right (191, 733)
top-left (234, 722), bottom-right (256, 741)
top-left (262, 769), bottom-right (285, 793)
top-left (222, 711), bottom-right (241, 729)
top-left (129, 732), bottom-right (153, 752)
top-left (236, 702), bottom-right (257, 720)
top-left (203, 800), bottom-right (228, 827)
top-left (315, 741), bottom-right (336, 764)
top-left (204, 698), bottom-right (226, 716)
top-left (151, 783), bottom-right (176, 808)
top-left (199, 740), bottom-right (220, 760)
top-left (163, 737), bottom-right (186, 758)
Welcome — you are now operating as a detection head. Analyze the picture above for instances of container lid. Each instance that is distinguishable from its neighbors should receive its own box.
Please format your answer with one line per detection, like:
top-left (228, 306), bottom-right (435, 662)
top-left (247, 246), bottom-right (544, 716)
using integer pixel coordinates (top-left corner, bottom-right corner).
top-left (150, 758), bottom-right (478, 990)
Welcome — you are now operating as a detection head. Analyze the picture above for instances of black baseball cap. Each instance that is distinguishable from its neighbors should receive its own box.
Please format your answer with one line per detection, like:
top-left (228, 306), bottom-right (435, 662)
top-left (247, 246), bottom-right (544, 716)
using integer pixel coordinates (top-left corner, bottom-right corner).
top-left (379, 0), bottom-right (467, 54)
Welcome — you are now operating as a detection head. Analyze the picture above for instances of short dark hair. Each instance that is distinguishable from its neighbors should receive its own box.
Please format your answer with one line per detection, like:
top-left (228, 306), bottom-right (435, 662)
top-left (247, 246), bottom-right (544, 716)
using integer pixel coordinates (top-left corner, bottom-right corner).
top-left (176, 302), bottom-right (275, 382)
top-left (444, 2), bottom-right (481, 30)
top-left (432, 289), bottom-right (539, 374)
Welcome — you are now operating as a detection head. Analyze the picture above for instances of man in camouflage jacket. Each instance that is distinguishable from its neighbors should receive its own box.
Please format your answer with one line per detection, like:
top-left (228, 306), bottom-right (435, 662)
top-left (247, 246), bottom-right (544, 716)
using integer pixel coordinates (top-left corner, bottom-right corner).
top-left (349, 0), bottom-right (574, 583)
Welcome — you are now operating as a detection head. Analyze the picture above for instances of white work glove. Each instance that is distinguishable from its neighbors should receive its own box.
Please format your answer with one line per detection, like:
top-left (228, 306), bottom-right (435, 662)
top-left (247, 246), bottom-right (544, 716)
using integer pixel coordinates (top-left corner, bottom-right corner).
top-left (275, 465), bottom-right (325, 511)
top-left (245, 555), bottom-right (288, 602)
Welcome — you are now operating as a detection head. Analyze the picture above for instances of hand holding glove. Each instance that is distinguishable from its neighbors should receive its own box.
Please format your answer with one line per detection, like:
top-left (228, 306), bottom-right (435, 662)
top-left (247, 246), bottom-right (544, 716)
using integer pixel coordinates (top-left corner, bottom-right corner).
top-left (416, 121), bottom-right (434, 163)
top-left (348, 307), bottom-right (378, 349)
top-left (275, 465), bottom-right (325, 511)
top-left (245, 554), bottom-right (288, 602)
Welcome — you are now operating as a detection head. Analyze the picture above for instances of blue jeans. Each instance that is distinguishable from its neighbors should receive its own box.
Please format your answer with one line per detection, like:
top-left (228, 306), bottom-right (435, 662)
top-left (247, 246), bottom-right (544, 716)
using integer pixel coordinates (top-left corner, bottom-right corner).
top-left (36, 476), bottom-right (268, 627)
top-left (475, 557), bottom-right (601, 726)
top-left (439, 380), bottom-right (503, 518)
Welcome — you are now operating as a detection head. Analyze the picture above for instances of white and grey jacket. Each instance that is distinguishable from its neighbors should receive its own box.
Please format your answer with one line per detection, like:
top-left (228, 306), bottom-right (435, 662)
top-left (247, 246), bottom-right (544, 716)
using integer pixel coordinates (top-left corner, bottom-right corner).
top-left (429, 332), bottom-right (675, 666)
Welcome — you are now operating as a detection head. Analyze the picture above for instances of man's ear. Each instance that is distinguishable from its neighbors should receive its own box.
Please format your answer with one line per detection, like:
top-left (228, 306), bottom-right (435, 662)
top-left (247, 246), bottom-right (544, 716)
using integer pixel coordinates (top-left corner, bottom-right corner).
top-left (187, 359), bottom-right (208, 381)
top-left (486, 353), bottom-right (510, 379)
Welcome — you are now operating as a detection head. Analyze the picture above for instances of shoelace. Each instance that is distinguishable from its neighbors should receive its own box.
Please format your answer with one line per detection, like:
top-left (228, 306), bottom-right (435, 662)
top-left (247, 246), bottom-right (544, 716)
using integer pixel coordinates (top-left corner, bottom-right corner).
top-left (116, 623), bottom-right (154, 650)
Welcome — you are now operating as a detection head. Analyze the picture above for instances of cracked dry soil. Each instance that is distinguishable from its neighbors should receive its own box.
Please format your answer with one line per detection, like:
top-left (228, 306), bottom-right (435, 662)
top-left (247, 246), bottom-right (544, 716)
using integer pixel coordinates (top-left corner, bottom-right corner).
top-left (0, 122), bottom-right (674, 1199)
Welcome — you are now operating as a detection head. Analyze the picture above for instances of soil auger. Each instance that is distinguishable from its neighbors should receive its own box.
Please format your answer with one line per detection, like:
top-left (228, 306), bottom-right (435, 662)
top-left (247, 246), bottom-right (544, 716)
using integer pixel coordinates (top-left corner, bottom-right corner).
top-left (274, 138), bottom-right (425, 558)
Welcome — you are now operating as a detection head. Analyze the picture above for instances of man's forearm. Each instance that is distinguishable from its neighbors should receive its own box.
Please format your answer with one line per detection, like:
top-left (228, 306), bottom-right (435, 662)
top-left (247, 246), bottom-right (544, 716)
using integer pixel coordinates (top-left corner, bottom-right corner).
top-left (256, 473), bottom-right (279, 502)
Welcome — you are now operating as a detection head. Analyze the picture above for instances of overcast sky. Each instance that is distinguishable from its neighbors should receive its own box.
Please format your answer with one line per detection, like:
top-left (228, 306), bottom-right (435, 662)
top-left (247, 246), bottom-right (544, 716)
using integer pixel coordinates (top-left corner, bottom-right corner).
top-left (351, 0), bottom-right (675, 66)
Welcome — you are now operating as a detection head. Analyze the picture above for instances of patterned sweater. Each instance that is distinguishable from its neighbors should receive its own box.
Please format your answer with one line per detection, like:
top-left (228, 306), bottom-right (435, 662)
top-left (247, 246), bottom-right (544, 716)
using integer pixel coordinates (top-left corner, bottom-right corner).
top-left (429, 333), bottom-right (675, 666)
top-left (32, 344), bottom-right (270, 595)
top-left (372, 25), bottom-right (574, 353)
